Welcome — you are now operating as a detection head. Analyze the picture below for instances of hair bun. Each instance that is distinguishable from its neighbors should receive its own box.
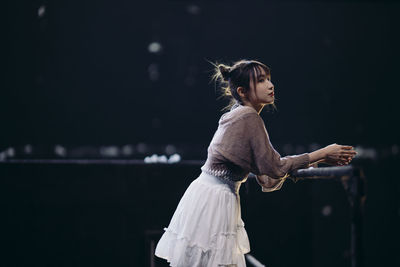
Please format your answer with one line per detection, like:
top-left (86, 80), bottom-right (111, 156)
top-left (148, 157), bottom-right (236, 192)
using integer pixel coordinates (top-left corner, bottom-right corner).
top-left (218, 64), bottom-right (231, 81)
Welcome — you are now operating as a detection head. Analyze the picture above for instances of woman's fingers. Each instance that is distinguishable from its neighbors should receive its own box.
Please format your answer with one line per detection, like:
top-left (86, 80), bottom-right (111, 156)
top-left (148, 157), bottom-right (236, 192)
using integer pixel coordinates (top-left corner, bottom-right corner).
top-left (341, 145), bottom-right (354, 150)
top-left (338, 159), bottom-right (350, 166)
top-left (341, 149), bottom-right (356, 153)
top-left (336, 154), bottom-right (355, 165)
top-left (340, 146), bottom-right (357, 156)
top-left (338, 151), bottom-right (356, 157)
top-left (325, 144), bottom-right (357, 166)
top-left (341, 151), bottom-right (357, 157)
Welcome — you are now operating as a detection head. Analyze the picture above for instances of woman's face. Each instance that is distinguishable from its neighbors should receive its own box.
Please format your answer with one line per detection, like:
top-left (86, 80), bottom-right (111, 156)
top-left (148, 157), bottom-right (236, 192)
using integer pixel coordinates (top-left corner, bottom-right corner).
top-left (248, 67), bottom-right (275, 106)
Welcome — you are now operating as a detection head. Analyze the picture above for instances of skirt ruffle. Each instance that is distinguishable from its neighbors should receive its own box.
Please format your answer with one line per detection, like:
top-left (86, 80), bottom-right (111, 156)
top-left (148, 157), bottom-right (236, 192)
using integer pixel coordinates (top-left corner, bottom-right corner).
top-left (155, 172), bottom-right (250, 267)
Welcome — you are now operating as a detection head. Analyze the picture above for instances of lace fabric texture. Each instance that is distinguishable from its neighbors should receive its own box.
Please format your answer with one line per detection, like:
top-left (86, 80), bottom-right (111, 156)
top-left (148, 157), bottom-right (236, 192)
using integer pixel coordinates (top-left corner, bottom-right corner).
top-left (155, 172), bottom-right (250, 267)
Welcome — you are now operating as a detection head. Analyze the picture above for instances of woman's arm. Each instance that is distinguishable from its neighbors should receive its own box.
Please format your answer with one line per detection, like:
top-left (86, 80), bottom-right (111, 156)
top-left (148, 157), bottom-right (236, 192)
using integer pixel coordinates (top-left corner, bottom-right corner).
top-left (246, 113), bottom-right (356, 179)
top-left (309, 148), bottom-right (326, 165)
top-left (256, 144), bottom-right (357, 192)
top-left (309, 144), bottom-right (357, 166)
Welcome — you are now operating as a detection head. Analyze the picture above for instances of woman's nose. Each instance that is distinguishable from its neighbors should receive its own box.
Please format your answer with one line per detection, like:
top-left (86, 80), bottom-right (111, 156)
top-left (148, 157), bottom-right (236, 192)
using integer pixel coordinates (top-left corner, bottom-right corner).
top-left (269, 81), bottom-right (274, 90)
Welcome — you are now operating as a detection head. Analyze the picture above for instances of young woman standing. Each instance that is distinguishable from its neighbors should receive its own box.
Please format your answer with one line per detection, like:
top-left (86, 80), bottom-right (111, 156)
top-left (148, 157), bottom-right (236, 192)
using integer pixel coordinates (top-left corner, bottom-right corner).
top-left (155, 59), bottom-right (357, 267)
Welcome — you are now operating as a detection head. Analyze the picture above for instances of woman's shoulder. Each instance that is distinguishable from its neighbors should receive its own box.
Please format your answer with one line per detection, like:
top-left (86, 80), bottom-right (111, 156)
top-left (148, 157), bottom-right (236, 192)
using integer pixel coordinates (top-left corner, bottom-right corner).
top-left (219, 105), bottom-right (260, 124)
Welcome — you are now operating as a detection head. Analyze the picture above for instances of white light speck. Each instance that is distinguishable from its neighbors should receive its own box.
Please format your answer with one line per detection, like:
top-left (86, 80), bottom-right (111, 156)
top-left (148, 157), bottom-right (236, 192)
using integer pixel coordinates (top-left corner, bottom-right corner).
top-left (38, 5), bottom-right (46, 18)
top-left (322, 205), bottom-right (332, 217)
top-left (148, 42), bottom-right (162, 54)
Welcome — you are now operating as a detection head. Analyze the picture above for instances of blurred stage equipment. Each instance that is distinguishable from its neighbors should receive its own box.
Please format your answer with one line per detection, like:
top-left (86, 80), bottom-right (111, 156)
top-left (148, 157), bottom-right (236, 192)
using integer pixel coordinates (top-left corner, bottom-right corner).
top-left (0, 144), bottom-right (397, 161)
top-left (250, 165), bottom-right (365, 267)
top-left (294, 166), bottom-right (365, 267)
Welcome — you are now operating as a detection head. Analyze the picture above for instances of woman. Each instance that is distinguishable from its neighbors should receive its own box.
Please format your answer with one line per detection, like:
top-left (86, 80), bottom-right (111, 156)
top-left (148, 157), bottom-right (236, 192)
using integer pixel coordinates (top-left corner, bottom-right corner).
top-left (155, 59), bottom-right (357, 267)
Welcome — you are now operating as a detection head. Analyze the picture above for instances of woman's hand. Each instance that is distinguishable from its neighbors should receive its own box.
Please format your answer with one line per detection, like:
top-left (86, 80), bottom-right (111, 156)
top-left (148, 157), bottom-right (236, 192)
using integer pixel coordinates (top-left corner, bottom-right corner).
top-left (322, 144), bottom-right (357, 166)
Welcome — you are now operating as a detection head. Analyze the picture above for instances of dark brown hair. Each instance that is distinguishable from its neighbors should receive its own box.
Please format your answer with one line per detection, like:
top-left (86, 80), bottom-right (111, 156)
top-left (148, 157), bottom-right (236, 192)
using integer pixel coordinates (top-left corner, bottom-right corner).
top-left (211, 59), bottom-right (275, 111)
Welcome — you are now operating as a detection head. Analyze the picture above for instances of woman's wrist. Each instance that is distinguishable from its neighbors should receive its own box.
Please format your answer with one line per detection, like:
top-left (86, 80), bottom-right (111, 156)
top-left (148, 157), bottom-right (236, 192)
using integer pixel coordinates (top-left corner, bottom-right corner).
top-left (309, 147), bottom-right (327, 163)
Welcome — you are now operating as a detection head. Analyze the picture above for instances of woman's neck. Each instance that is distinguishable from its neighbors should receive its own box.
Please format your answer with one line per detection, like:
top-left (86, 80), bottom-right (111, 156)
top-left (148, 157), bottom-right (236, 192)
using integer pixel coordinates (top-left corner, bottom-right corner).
top-left (242, 101), bottom-right (264, 114)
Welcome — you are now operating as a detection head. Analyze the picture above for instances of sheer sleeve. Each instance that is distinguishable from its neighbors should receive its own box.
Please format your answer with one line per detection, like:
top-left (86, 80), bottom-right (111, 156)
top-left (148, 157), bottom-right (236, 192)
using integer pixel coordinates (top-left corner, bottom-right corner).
top-left (255, 174), bottom-right (286, 192)
top-left (246, 113), bottom-right (310, 191)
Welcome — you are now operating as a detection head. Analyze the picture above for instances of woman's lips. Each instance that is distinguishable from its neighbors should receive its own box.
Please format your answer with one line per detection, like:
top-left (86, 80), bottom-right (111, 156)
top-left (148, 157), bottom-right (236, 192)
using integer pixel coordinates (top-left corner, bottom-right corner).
top-left (269, 93), bottom-right (274, 97)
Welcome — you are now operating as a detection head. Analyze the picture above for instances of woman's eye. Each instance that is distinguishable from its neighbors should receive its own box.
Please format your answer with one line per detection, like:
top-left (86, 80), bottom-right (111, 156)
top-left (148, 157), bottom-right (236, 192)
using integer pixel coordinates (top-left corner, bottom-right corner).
top-left (258, 79), bottom-right (265, 83)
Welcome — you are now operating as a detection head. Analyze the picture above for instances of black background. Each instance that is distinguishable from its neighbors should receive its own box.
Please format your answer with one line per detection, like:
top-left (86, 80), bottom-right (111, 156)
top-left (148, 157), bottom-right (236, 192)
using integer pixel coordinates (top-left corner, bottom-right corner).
top-left (4, 0), bottom-right (400, 147)
top-left (3, 1), bottom-right (400, 266)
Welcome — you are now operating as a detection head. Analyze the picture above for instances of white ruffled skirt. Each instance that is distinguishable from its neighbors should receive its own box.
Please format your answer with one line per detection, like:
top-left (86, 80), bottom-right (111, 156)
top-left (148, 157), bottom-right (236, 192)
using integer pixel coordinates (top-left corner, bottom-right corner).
top-left (155, 171), bottom-right (250, 267)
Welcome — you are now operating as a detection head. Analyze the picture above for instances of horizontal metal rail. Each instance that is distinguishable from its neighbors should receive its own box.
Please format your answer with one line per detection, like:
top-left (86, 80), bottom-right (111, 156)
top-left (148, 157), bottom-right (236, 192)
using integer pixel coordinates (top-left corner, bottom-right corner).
top-left (247, 165), bottom-right (359, 182)
top-left (291, 165), bottom-right (359, 179)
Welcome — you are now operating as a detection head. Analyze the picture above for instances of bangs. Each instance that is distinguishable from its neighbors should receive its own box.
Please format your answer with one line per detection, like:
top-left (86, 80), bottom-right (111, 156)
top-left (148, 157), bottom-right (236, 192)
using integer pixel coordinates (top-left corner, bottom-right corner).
top-left (249, 62), bottom-right (271, 89)
top-left (253, 63), bottom-right (270, 80)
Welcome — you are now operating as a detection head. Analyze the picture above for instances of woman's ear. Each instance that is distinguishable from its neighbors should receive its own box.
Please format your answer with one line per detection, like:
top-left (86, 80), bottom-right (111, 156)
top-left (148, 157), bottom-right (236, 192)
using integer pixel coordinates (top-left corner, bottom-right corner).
top-left (236, 87), bottom-right (246, 99)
